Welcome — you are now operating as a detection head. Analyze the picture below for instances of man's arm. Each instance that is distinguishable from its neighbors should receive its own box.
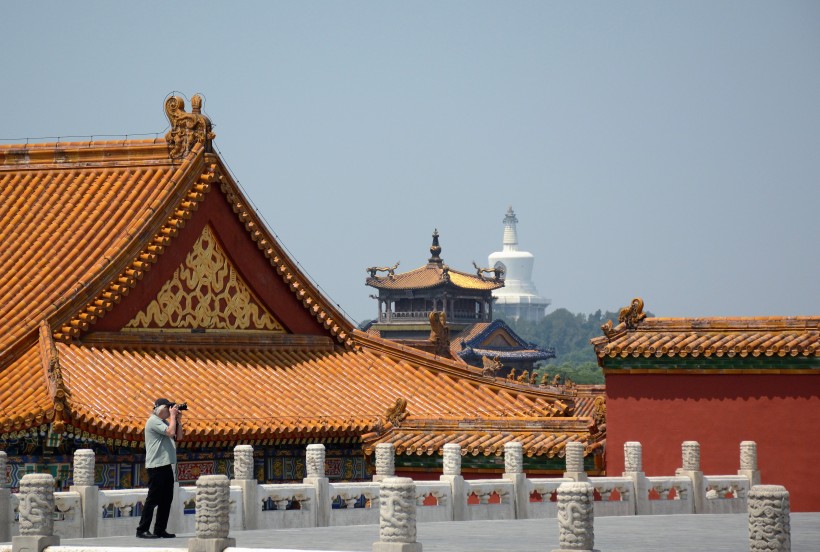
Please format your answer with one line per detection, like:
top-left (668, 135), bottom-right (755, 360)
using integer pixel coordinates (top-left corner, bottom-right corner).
top-left (164, 405), bottom-right (179, 438)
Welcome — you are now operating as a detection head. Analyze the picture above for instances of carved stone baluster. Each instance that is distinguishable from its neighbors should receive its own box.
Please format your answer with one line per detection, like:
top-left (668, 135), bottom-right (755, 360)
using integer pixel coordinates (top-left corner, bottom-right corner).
top-left (304, 444), bottom-right (330, 527)
top-left (678, 441), bottom-right (704, 513)
top-left (232, 444), bottom-right (258, 530)
top-left (70, 448), bottom-right (99, 538)
top-left (564, 441), bottom-right (588, 482)
top-left (681, 441), bottom-right (701, 471)
top-left (623, 442), bottom-right (642, 473)
top-left (503, 441), bottom-right (527, 519)
top-left (442, 443), bottom-right (461, 476)
top-left (375, 443), bottom-right (396, 482)
top-left (748, 485), bottom-right (790, 552)
top-left (188, 475), bottom-right (235, 552)
top-left (373, 477), bottom-right (422, 552)
top-left (440, 443), bottom-right (466, 521)
top-left (739, 441), bottom-right (761, 487)
top-left (12, 474), bottom-right (60, 552)
top-left (0, 451), bottom-right (9, 542)
top-left (552, 482), bottom-right (598, 552)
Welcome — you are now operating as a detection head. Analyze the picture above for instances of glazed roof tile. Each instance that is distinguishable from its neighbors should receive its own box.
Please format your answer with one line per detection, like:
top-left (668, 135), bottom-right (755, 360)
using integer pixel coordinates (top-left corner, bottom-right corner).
top-left (0, 140), bottom-right (201, 360)
top-left (366, 264), bottom-right (503, 291)
top-left (1, 330), bottom-right (586, 445)
top-left (362, 418), bottom-right (598, 458)
top-left (592, 316), bottom-right (819, 360)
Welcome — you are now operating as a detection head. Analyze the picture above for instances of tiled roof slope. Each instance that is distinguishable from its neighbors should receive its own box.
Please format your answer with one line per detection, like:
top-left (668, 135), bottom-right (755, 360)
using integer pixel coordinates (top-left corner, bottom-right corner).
top-left (591, 312), bottom-right (819, 361)
top-left (0, 140), bottom-right (203, 360)
top-left (0, 330), bottom-right (593, 453)
top-left (362, 417), bottom-right (595, 459)
top-left (367, 265), bottom-right (503, 291)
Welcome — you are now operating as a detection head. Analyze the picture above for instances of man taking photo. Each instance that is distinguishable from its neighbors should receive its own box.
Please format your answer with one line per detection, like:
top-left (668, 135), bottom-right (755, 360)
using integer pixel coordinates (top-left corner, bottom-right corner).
top-left (136, 398), bottom-right (184, 539)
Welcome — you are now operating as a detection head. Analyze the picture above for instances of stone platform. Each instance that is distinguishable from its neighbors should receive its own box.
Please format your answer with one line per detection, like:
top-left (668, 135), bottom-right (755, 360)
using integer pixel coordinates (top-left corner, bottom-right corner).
top-left (18, 513), bottom-right (819, 552)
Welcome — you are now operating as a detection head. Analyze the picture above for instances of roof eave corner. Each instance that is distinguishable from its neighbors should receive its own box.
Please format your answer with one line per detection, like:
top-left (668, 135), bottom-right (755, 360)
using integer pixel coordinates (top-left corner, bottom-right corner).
top-left (38, 321), bottom-right (70, 432)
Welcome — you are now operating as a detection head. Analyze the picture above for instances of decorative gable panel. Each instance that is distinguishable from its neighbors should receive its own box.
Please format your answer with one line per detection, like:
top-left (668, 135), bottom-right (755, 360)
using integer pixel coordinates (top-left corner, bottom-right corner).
top-left (125, 225), bottom-right (284, 332)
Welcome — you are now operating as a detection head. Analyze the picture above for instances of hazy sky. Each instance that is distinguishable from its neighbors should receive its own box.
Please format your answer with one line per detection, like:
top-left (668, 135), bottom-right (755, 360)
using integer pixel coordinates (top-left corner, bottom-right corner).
top-left (3, 2), bottom-right (818, 324)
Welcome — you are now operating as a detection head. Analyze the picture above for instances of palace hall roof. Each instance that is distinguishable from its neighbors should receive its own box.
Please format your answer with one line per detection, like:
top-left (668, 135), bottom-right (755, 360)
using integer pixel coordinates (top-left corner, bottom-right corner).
top-left (591, 298), bottom-right (819, 365)
top-left (0, 95), bottom-right (603, 460)
top-left (452, 319), bottom-right (555, 364)
top-left (366, 231), bottom-right (504, 292)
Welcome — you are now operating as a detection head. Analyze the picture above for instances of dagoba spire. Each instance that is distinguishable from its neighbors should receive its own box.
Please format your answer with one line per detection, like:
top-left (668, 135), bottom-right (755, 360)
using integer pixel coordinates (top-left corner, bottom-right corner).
top-left (502, 206), bottom-right (519, 252)
top-left (488, 207), bottom-right (550, 322)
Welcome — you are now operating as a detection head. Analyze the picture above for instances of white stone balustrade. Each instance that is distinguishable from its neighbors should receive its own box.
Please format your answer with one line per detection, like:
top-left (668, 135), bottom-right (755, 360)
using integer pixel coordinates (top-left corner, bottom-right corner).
top-left (0, 439), bottom-right (774, 542)
top-left (748, 485), bottom-right (790, 552)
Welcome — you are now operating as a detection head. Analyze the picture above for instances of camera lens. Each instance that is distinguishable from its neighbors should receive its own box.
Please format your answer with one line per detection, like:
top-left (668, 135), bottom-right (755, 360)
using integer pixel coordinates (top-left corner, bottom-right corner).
top-left (178, 402), bottom-right (188, 411)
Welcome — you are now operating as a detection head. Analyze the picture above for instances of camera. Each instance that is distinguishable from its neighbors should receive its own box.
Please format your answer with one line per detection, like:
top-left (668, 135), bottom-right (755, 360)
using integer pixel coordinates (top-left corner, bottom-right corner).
top-left (177, 402), bottom-right (188, 411)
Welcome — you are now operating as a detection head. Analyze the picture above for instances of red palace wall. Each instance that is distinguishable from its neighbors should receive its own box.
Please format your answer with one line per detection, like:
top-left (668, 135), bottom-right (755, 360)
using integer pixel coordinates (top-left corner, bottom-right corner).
top-left (605, 372), bottom-right (820, 512)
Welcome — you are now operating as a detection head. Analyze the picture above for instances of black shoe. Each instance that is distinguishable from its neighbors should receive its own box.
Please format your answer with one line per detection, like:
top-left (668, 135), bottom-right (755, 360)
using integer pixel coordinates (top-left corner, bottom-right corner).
top-left (156, 532), bottom-right (176, 538)
top-left (136, 531), bottom-right (159, 539)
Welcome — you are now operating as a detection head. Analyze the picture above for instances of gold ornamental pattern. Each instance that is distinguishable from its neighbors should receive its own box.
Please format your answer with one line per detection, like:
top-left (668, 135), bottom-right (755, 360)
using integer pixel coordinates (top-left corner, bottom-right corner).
top-left (126, 225), bottom-right (284, 331)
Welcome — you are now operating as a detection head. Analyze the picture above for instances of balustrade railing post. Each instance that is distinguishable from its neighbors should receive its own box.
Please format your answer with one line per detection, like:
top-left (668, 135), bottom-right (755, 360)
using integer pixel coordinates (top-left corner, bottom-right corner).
top-left (69, 448), bottom-right (99, 538)
top-left (622, 441), bottom-right (648, 515)
top-left (439, 443), bottom-right (465, 521)
top-left (552, 482), bottom-right (599, 552)
top-left (373, 477), bottom-right (422, 552)
top-left (748, 485), bottom-right (790, 552)
top-left (188, 475), bottom-right (235, 552)
top-left (374, 443), bottom-right (396, 482)
top-left (502, 442), bottom-right (528, 519)
top-left (675, 441), bottom-right (705, 513)
top-left (563, 441), bottom-right (588, 482)
top-left (304, 444), bottom-right (330, 527)
top-left (231, 444), bottom-right (258, 530)
top-left (738, 441), bottom-right (761, 487)
top-left (12, 474), bottom-right (60, 552)
top-left (0, 451), bottom-right (10, 543)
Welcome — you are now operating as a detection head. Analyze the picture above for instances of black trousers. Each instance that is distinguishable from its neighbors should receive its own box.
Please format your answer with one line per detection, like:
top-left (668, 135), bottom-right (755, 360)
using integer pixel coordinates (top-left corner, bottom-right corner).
top-left (137, 464), bottom-right (174, 534)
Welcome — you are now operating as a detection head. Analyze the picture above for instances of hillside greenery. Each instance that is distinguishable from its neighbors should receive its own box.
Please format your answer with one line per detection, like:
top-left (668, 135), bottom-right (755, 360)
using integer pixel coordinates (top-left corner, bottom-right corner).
top-left (499, 308), bottom-right (635, 385)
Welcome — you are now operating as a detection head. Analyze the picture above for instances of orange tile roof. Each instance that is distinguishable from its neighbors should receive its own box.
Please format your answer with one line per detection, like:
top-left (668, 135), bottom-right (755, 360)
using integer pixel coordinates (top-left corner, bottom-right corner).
top-left (362, 417), bottom-right (596, 458)
top-left (367, 264), bottom-right (503, 291)
top-left (0, 140), bottom-right (202, 360)
top-left (591, 316), bottom-right (819, 360)
top-left (0, 330), bottom-right (593, 450)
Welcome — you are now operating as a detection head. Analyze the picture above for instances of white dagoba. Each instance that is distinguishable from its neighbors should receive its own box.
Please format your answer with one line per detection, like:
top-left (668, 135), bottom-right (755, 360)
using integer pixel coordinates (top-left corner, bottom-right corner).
top-left (488, 207), bottom-right (550, 322)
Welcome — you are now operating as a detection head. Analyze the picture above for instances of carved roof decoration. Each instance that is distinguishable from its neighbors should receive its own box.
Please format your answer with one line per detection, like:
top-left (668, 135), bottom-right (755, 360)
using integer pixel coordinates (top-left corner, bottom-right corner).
top-left (591, 301), bottom-right (819, 362)
top-left (125, 225), bottom-right (285, 332)
top-left (165, 94), bottom-right (215, 158)
top-left (367, 231), bottom-right (504, 292)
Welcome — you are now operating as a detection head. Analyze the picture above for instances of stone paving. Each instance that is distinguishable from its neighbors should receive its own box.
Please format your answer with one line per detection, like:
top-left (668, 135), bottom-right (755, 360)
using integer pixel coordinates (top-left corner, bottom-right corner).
top-left (45, 513), bottom-right (820, 551)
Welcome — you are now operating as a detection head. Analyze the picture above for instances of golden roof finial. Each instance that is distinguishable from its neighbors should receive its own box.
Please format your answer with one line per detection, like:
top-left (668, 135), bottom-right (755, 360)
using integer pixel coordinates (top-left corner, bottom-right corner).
top-left (164, 93), bottom-right (215, 158)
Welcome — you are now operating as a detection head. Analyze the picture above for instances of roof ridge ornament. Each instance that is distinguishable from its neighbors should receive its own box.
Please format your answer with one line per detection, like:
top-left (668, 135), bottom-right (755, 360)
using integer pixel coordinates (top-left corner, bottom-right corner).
top-left (164, 94), bottom-right (215, 158)
top-left (618, 297), bottom-right (647, 330)
top-left (428, 229), bottom-right (443, 265)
